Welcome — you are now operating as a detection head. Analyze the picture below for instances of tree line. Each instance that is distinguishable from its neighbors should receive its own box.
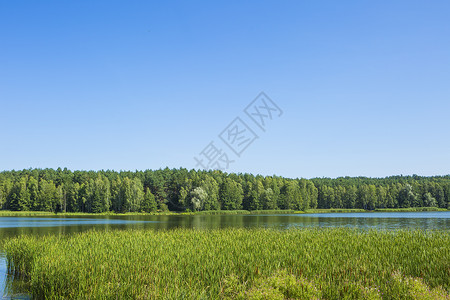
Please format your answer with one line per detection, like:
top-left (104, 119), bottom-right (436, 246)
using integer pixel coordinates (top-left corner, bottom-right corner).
top-left (0, 168), bottom-right (449, 213)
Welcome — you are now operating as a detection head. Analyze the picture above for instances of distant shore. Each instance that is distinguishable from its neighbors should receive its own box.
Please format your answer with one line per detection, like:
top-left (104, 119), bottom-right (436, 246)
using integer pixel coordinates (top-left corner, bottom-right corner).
top-left (0, 207), bottom-right (447, 217)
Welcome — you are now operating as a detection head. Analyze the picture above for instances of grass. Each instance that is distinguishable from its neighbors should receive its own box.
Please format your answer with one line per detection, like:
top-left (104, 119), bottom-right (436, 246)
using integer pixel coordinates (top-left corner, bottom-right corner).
top-left (374, 207), bottom-right (448, 212)
top-left (0, 210), bottom-right (261, 217)
top-left (0, 209), bottom-right (296, 217)
top-left (189, 209), bottom-right (298, 215)
top-left (0, 210), bottom-right (60, 217)
top-left (0, 210), bottom-right (178, 217)
top-left (4, 228), bottom-right (450, 299)
top-left (303, 208), bottom-right (448, 214)
top-left (1, 207), bottom-right (447, 218)
top-left (302, 208), bottom-right (367, 214)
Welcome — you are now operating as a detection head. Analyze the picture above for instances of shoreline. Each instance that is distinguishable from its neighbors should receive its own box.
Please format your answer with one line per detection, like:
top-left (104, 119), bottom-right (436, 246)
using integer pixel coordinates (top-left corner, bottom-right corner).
top-left (0, 207), bottom-right (447, 217)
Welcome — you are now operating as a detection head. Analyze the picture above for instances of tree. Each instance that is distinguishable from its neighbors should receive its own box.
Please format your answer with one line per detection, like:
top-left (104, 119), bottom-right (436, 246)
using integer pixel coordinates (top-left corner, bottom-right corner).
top-left (434, 185), bottom-right (446, 208)
top-left (220, 178), bottom-right (243, 210)
top-left (115, 177), bottom-right (138, 213)
top-left (319, 186), bottom-right (335, 209)
top-left (271, 179), bottom-right (281, 209)
top-left (147, 172), bottom-right (168, 210)
top-left (9, 177), bottom-right (30, 211)
top-left (444, 183), bottom-right (450, 209)
top-left (66, 183), bottom-right (81, 212)
top-left (357, 185), bottom-right (369, 210)
top-left (376, 186), bottom-right (387, 209)
top-left (398, 184), bottom-right (417, 208)
top-left (423, 192), bottom-right (437, 207)
top-left (283, 181), bottom-right (302, 210)
top-left (261, 188), bottom-right (277, 209)
top-left (86, 176), bottom-right (110, 213)
top-left (201, 176), bottom-right (220, 210)
top-left (190, 187), bottom-right (207, 211)
top-left (244, 179), bottom-right (264, 211)
top-left (118, 177), bottom-right (144, 213)
top-left (37, 179), bottom-right (58, 212)
top-left (304, 180), bottom-right (318, 210)
top-left (0, 179), bottom-right (13, 210)
top-left (178, 186), bottom-right (190, 209)
top-left (334, 185), bottom-right (345, 209)
top-left (111, 178), bottom-right (123, 213)
top-left (141, 188), bottom-right (157, 212)
top-left (344, 185), bottom-right (357, 209)
top-left (308, 181), bottom-right (318, 209)
top-left (56, 184), bottom-right (64, 212)
top-left (367, 185), bottom-right (377, 210)
top-left (386, 185), bottom-right (398, 208)
top-left (27, 177), bottom-right (39, 211)
top-left (2, 168), bottom-right (450, 213)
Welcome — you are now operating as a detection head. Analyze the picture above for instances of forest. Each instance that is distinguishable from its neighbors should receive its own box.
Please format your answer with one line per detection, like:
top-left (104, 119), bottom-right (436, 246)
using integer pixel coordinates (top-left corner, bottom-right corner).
top-left (0, 168), bottom-right (449, 213)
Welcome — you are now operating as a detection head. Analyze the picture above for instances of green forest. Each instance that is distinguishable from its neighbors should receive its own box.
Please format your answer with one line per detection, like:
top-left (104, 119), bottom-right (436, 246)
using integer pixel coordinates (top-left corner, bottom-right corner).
top-left (0, 168), bottom-right (449, 213)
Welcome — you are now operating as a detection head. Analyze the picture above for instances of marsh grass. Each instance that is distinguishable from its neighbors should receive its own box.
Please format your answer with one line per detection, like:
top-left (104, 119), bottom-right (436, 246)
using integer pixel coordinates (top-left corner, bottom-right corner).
top-left (0, 210), bottom-right (295, 217)
top-left (302, 209), bottom-right (367, 214)
top-left (374, 207), bottom-right (448, 212)
top-left (0, 207), bottom-right (446, 218)
top-left (0, 211), bottom-right (175, 217)
top-left (4, 228), bottom-right (450, 299)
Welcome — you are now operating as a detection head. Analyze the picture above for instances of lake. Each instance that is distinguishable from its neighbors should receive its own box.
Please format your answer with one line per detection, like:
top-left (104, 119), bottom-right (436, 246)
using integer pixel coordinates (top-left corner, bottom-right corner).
top-left (1, 211), bottom-right (449, 298)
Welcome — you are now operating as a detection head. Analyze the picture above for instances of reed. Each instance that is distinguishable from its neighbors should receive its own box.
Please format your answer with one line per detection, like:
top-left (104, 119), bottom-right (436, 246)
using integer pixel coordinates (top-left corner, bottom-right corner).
top-left (302, 208), bottom-right (367, 214)
top-left (4, 228), bottom-right (449, 299)
top-left (1, 208), bottom-right (447, 218)
top-left (374, 207), bottom-right (448, 212)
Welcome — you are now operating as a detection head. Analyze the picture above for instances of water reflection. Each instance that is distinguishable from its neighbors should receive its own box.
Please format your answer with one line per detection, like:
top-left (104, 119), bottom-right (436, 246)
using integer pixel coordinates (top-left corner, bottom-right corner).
top-left (1, 250), bottom-right (30, 300)
top-left (0, 213), bottom-right (449, 239)
top-left (0, 251), bottom-right (6, 299)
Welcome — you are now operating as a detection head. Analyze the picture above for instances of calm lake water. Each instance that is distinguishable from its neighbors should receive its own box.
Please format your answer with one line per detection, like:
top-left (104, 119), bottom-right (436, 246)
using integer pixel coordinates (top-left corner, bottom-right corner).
top-left (1, 211), bottom-right (449, 298)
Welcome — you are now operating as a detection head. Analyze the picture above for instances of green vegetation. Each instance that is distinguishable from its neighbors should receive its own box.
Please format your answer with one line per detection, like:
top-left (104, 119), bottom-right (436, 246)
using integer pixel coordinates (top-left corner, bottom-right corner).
top-left (0, 207), bottom-right (447, 218)
top-left (303, 207), bottom-right (448, 214)
top-left (374, 207), bottom-right (448, 212)
top-left (0, 210), bottom-right (178, 217)
top-left (5, 228), bottom-right (450, 299)
top-left (0, 209), bottom-right (294, 217)
top-left (1, 168), bottom-right (450, 214)
top-left (0, 207), bottom-right (446, 218)
top-left (303, 208), bottom-right (367, 214)
top-left (0, 210), bottom-right (56, 217)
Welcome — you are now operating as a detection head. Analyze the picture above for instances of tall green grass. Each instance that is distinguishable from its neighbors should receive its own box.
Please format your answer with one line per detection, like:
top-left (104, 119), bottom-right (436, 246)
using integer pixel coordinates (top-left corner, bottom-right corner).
top-left (0, 211), bottom-right (58, 217)
top-left (4, 228), bottom-right (449, 299)
top-left (0, 211), bottom-right (178, 217)
top-left (374, 207), bottom-right (448, 212)
top-left (302, 208), bottom-right (367, 214)
top-left (0, 210), bottom-right (288, 217)
top-left (1, 207), bottom-right (447, 217)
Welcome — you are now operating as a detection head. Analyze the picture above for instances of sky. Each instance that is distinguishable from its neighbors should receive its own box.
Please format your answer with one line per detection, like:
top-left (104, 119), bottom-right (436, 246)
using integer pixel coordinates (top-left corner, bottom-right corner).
top-left (1, 1), bottom-right (449, 179)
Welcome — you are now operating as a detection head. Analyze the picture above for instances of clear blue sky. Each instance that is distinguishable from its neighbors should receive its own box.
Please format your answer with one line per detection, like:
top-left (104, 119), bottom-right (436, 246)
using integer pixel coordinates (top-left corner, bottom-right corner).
top-left (1, 1), bottom-right (449, 178)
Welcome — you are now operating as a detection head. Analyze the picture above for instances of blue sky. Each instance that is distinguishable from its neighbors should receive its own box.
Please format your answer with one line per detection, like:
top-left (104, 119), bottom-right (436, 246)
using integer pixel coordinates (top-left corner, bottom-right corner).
top-left (1, 1), bottom-right (449, 178)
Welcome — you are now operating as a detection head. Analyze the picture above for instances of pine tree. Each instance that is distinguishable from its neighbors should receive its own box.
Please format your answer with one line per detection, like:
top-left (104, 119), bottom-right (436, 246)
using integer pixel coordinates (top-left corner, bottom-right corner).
top-left (141, 188), bottom-right (157, 212)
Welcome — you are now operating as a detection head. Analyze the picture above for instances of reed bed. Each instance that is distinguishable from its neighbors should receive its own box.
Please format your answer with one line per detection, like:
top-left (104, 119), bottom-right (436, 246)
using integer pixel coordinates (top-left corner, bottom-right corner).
top-left (302, 209), bottom-right (367, 214)
top-left (374, 207), bottom-right (448, 212)
top-left (4, 228), bottom-right (450, 299)
top-left (0, 210), bottom-right (286, 217)
top-left (0, 211), bottom-right (58, 217)
top-left (1, 208), bottom-right (447, 218)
